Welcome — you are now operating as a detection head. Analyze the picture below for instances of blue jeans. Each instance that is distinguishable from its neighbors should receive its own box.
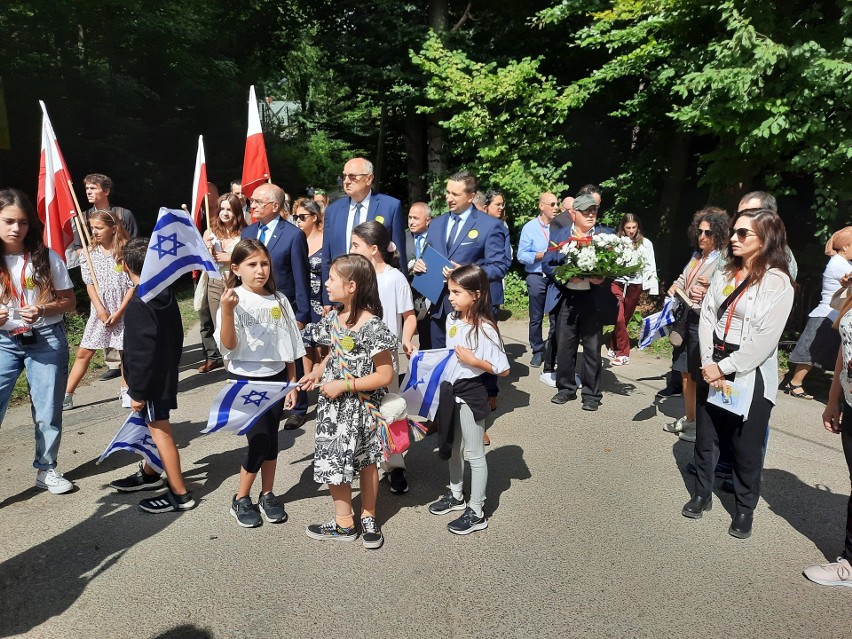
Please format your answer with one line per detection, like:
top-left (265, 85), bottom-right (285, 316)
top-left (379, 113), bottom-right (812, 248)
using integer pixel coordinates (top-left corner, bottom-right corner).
top-left (0, 323), bottom-right (69, 470)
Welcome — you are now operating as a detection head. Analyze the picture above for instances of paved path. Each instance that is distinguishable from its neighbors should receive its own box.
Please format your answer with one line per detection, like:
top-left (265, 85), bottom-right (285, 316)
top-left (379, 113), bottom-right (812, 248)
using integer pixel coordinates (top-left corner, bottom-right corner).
top-left (0, 321), bottom-right (849, 638)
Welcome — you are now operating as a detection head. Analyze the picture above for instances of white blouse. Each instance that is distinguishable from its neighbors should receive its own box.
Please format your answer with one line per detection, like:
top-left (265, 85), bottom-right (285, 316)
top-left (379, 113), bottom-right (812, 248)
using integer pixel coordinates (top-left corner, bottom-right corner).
top-left (699, 267), bottom-right (794, 419)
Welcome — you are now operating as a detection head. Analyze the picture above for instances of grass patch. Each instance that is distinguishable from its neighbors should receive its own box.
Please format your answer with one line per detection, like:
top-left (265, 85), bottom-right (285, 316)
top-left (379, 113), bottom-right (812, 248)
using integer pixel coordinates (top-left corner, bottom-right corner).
top-left (10, 276), bottom-right (199, 407)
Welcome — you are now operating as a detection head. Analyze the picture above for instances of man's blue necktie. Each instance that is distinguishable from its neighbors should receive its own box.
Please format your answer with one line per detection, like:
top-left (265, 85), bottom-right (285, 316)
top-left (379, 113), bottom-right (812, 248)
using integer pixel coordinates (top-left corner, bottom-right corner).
top-left (258, 223), bottom-right (268, 245)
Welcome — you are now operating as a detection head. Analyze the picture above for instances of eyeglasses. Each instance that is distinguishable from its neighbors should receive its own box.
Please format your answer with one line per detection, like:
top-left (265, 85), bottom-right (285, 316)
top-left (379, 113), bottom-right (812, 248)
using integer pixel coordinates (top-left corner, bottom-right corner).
top-left (543, 202), bottom-right (558, 208)
top-left (341, 173), bottom-right (368, 182)
top-left (293, 214), bottom-right (316, 222)
top-left (732, 228), bottom-right (760, 240)
top-left (697, 229), bottom-right (713, 237)
top-left (577, 209), bottom-right (598, 216)
top-left (249, 199), bottom-right (272, 208)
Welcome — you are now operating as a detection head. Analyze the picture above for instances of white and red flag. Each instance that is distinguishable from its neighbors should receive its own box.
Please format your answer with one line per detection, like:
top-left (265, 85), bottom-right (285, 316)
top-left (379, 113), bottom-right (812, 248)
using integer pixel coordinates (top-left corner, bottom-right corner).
top-left (36, 100), bottom-right (76, 261)
top-left (190, 134), bottom-right (208, 228)
top-left (240, 85), bottom-right (270, 199)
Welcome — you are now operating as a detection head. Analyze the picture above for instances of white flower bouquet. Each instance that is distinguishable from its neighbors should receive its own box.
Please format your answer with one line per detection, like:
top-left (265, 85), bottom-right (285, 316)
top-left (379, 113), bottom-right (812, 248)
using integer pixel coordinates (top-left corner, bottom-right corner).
top-left (552, 233), bottom-right (644, 283)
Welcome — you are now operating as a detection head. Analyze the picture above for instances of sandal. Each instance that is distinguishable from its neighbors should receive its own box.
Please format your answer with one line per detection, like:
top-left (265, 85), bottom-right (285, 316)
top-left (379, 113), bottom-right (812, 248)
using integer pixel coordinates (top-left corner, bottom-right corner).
top-left (784, 383), bottom-right (813, 400)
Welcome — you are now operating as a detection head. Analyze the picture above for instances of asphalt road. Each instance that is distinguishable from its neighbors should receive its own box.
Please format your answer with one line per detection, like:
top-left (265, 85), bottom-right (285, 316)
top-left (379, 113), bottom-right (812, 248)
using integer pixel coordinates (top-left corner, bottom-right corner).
top-left (0, 320), bottom-right (849, 638)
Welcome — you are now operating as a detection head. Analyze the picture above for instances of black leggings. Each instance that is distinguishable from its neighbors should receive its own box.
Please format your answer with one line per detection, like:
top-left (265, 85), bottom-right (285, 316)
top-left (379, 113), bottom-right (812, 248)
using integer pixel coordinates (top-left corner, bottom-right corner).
top-left (230, 369), bottom-right (288, 474)
top-left (839, 402), bottom-right (852, 561)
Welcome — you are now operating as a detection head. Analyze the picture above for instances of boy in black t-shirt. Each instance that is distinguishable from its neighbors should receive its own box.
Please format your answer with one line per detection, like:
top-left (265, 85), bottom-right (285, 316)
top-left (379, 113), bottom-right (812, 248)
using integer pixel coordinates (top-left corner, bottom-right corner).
top-left (108, 238), bottom-right (195, 513)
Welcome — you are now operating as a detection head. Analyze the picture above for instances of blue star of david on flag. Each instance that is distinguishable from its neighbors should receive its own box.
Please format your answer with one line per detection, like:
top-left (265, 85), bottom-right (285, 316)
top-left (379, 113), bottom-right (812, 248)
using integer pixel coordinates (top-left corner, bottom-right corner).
top-left (150, 232), bottom-right (186, 259)
top-left (137, 207), bottom-right (220, 302)
top-left (204, 380), bottom-right (298, 435)
top-left (399, 349), bottom-right (460, 420)
top-left (241, 390), bottom-right (270, 407)
top-left (98, 412), bottom-right (164, 473)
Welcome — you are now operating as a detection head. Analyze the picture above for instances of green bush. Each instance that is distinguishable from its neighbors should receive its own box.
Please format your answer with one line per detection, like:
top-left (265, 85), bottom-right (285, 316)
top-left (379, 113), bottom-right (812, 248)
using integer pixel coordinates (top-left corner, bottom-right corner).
top-left (503, 270), bottom-right (529, 312)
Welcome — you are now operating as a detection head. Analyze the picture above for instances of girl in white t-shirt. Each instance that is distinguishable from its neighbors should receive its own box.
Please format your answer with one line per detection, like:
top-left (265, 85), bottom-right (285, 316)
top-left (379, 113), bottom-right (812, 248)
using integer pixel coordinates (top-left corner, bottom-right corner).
top-left (351, 221), bottom-right (417, 490)
top-left (216, 239), bottom-right (305, 528)
top-left (351, 221), bottom-right (416, 383)
top-left (0, 189), bottom-right (77, 494)
top-left (427, 264), bottom-right (509, 536)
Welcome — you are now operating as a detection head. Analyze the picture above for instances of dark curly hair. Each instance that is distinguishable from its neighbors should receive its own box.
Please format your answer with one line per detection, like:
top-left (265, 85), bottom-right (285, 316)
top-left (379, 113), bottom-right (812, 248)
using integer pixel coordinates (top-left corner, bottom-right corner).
top-left (688, 206), bottom-right (729, 252)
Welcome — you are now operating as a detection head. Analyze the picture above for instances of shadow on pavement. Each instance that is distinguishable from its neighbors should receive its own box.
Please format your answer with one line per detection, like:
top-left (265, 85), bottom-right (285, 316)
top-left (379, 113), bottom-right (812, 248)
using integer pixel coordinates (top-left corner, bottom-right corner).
top-left (150, 626), bottom-right (215, 639)
top-left (761, 468), bottom-right (849, 560)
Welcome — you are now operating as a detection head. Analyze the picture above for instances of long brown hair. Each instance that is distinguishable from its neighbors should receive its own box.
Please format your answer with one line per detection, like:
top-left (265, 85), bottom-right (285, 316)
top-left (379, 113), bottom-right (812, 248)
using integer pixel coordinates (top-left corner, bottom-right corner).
top-left (447, 263), bottom-right (500, 350)
top-left (226, 239), bottom-right (277, 295)
top-left (330, 254), bottom-right (383, 327)
top-left (88, 209), bottom-right (130, 258)
top-left (210, 194), bottom-right (247, 238)
top-left (616, 213), bottom-right (645, 247)
top-left (724, 208), bottom-right (792, 285)
top-left (0, 188), bottom-right (58, 305)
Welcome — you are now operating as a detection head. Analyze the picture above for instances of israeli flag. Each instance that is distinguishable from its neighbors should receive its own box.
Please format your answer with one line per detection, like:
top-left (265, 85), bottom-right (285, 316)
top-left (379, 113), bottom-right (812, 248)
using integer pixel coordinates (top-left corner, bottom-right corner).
top-left (204, 380), bottom-right (297, 435)
top-left (400, 349), bottom-right (461, 420)
top-left (137, 207), bottom-right (220, 302)
top-left (97, 412), bottom-right (163, 473)
top-left (639, 296), bottom-right (676, 349)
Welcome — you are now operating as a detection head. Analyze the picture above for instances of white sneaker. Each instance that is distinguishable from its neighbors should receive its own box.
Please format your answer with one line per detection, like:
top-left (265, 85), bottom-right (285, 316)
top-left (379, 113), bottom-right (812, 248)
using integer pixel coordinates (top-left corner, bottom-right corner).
top-left (539, 371), bottom-right (557, 388)
top-left (62, 393), bottom-right (74, 411)
top-left (36, 469), bottom-right (74, 494)
top-left (612, 355), bottom-right (630, 366)
top-left (678, 429), bottom-right (697, 443)
top-left (803, 557), bottom-right (852, 588)
top-left (606, 349), bottom-right (616, 359)
top-left (664, 416), bottom-right (694, 434)
top-left (119, 386), bottom-right (132, 409)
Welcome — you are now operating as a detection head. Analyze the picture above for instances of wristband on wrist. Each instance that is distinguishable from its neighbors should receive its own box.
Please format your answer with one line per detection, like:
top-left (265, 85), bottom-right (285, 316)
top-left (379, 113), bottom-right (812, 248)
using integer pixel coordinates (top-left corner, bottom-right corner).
top-left (346, 379), bottom-right (351, 393)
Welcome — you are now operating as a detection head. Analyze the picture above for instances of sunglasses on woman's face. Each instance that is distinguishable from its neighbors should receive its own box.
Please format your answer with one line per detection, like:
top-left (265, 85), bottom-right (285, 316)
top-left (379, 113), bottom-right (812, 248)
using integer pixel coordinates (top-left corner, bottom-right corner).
top-left (732, 228), bottom-right (759, 240)
top-left (697, 229), bottom-right (713, 237)
top-left (293, 214), bottom-right (315, 222)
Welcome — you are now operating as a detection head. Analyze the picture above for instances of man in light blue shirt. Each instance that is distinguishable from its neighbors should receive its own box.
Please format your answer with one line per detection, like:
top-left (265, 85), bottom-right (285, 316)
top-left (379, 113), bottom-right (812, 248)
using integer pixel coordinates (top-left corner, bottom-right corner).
top-left (518, 192), bottom-right (559, 368)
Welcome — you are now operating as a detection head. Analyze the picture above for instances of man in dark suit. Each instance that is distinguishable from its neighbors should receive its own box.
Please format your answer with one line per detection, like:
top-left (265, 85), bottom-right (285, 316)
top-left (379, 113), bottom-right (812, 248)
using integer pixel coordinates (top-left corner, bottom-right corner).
top-left (541, 194), bottom-right (615, 412)
top-left (320, 157), bottom-right (407, 306)
top-left (243, 183), bottom-right (311, 429)
top-left (405, 201), bottom-right (433, 350)
top-left (414, 171), bottom-right (510, 348)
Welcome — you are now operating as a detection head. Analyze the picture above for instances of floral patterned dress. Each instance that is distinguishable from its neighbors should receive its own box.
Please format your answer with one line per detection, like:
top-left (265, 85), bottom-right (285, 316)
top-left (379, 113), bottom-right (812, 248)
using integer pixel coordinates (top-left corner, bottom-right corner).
top-left (79, 248), bottom-right (132, 350)
top-left (303, 312), bottom-right (398, 485)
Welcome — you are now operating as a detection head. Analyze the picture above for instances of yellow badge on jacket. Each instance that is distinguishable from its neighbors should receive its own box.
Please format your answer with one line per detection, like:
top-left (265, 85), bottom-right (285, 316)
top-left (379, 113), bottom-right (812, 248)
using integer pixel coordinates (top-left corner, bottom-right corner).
top-left (375, 215), bottom-right (384, 224)
top-left (114, 263), bottom-right (124, 273)
top-left (449, 325), bottom-right (458, 338)
top-left (269, 305), bottom-right (282, 320)
top-left (24, 276), bottom-right (36, 289)
top-left (723, 284), bottom-right (734, 296)
top-left (340, 335), bottom-right (355, 352)
top-left (468, 229), bottom-right (478, 239)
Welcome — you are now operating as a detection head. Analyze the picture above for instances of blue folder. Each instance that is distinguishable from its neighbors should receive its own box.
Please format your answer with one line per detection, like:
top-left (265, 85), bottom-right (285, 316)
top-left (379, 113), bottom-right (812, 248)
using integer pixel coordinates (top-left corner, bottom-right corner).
top-left (412, 244), bottom-right (454, 305)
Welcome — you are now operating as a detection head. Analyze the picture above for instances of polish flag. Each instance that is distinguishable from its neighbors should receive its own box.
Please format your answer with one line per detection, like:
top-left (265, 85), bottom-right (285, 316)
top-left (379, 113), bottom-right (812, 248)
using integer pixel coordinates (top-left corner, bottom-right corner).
top-left (240, 85), bottom-right (270, 199)
top-left (36, 101), bottom-right (77, 261)
top-left (190, 135), bottom-right (208, 228)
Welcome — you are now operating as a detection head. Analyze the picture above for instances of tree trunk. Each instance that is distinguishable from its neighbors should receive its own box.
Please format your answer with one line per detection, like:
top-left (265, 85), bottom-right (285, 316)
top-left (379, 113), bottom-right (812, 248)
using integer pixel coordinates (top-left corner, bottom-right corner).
top-left (404, 110), bottom-right (427, 203)
top-left (427, 0), bottom-right (449, 193)
top-left (656, 132), bottom-right (690, 284)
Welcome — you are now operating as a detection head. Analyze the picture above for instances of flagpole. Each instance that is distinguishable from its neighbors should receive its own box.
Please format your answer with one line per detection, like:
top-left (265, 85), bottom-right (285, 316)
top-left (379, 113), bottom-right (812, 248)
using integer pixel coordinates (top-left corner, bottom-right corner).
top-left (204, 193), bottom-right (211, 231)
top-left (66, 179), bottom-right (102, 300)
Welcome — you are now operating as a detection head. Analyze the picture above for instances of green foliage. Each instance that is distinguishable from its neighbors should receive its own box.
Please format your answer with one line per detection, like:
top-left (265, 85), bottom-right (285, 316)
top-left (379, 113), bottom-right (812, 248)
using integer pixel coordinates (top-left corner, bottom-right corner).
top-left (412, 33), bottom-right (570, 226)
top-left (502, 269), bottom-right (529, 311)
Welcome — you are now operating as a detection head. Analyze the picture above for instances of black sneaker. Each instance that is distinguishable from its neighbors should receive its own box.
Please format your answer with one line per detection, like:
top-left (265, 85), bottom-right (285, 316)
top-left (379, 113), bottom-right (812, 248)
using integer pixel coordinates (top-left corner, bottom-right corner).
top-left (283, 414), bottom-right (306, 430)
top-left (258, 491), bottom-right (287, 523)
top-left (388, 468), bottom-right (409, 494)
top-left (110, 462), bottom-right (165, 493)
top-left (230, 495), bottom-right (262, 528)
top-left (305, 519), bottom-right (358, 541)
top-left (656, 386), bottom-right (683, 398)
top-left (447, 507), bottom-right (488, 535)
top-left (139, 490), bottom-right (195, 514)
top-left (428, 491), bottom-right (466, 515)
top-left (551, 389), bottom-right (577, 404)
top-left (99, 368), bottom-right (122, 381)
top-left (581, 399), bottom-right (600, 412)
top-left (360, 516), bottom-right (384, 549)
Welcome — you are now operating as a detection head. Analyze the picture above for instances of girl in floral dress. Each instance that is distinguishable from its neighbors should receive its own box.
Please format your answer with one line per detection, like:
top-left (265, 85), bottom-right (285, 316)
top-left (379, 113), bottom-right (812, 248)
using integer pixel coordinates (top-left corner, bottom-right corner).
top-left (63, 210), bottom-right (132, 409)
top-left (300, 254), bottom-right (397, 549)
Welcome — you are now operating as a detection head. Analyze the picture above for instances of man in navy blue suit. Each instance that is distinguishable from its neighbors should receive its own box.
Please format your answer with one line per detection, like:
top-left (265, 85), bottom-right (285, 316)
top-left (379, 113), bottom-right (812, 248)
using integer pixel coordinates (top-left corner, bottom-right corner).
top-left (243, 183), bottom-right (312, 429)
top-left (414, 171), bottom-right (510, 349)
top-left (321, 157), bottom-right (407, 307)
top-left (541, 194), bottom-right (616, 412)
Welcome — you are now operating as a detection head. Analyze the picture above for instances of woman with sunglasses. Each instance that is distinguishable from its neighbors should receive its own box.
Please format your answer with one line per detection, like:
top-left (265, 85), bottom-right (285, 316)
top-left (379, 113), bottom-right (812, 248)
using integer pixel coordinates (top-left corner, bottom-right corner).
top-left (293, 198), bottom-right (326, 367)
top-left (663, 207), bottom-right (730, 442)
top-left (683, 208), bottom-right (794, 539)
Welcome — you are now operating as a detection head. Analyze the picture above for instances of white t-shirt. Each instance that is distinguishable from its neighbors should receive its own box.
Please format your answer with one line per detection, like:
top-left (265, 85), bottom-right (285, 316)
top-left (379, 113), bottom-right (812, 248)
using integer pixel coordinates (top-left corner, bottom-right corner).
top-left (811, 253), bottom-right (850, 320)
top-left (376, 265), bottom-right (413, 341)
top-left (445, 314), bottom-right (510, 380)
top-left (215, 287), bottom-right (306, 377)
top-left (1, 250), bottom-right (73, 331)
